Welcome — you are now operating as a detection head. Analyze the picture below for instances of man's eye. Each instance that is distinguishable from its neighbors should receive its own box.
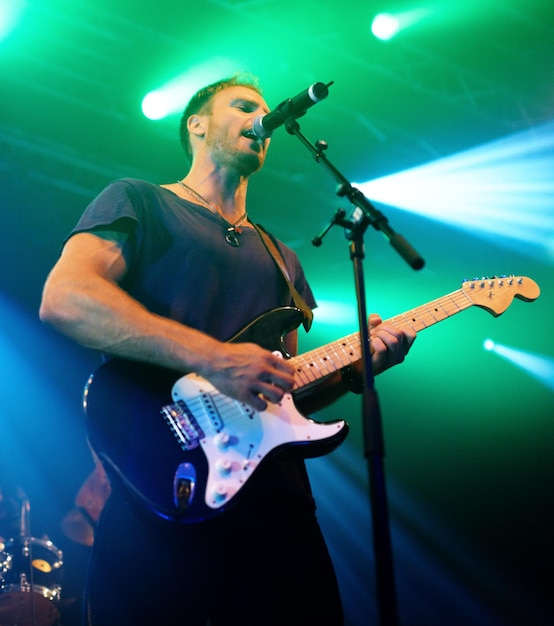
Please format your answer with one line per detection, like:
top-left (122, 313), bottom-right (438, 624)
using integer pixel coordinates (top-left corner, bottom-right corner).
top-left (235, 102), bottom-right (254, 112)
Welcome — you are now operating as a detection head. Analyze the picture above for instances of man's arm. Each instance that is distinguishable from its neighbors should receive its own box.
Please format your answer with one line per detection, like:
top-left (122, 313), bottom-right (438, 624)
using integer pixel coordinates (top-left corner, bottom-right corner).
top-left (39, 232), bottom-right (296, 411)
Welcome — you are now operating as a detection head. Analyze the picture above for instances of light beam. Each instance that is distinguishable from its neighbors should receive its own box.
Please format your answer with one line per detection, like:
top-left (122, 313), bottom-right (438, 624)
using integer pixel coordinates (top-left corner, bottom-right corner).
top-left (485, 341), bottom-right (554, 391)
top-left (355, 122), bottom-right (554, 261)
top-left (142, 58), bottom-right (240, 121)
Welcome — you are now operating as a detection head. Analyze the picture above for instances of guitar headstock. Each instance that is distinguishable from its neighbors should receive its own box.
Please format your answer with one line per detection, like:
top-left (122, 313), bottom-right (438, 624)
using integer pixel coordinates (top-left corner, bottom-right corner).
top-left (461, 276), bottom-right (540, 317)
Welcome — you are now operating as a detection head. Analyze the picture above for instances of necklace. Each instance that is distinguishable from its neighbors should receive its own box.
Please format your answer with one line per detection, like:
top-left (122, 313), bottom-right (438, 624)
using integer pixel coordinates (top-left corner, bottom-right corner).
top-left (176, 180), bottom-right (248, 247)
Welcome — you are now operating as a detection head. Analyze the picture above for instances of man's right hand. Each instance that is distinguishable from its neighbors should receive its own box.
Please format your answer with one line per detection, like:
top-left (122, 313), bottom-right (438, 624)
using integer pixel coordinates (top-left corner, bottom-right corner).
top-left (204, 342), bottom-right (296, 411)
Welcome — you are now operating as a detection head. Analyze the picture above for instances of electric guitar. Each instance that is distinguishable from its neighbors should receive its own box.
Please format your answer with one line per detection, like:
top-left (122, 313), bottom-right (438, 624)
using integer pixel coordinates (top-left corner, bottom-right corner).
top-left (83, 276), bottom-right (540, 523)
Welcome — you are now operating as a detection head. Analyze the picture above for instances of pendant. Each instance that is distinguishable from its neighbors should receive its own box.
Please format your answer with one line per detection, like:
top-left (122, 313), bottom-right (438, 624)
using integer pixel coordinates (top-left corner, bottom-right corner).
top-left (225, 227), bottom-right (240, 247)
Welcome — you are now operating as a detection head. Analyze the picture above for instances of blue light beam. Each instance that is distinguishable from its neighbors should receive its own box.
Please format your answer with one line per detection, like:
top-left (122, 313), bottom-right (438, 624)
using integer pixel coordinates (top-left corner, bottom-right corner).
top-left (356, 122), bottom-right (554, 261)
top-left (485, 341), bottom-right (554, 391)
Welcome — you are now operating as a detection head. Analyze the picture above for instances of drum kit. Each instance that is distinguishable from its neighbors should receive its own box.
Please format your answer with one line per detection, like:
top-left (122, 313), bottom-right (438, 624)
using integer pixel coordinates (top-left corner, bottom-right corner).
top-left (0, 464), bottom-right (110, 626)
top-left (0, 536), bottom-right (63, 626)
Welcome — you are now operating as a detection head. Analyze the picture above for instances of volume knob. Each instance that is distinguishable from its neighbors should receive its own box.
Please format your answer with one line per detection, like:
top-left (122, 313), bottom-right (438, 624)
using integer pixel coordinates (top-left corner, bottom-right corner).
top-left (214, 432), bottom-right (230, 448)
top-left (216, 458), bottom-right (232, 475)
top-left (212, 483), bottom-right (228, 502)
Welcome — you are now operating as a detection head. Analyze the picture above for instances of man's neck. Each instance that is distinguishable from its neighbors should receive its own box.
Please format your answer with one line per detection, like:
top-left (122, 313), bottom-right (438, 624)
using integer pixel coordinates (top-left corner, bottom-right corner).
top-left (182, 164), bottom-right (249, 220)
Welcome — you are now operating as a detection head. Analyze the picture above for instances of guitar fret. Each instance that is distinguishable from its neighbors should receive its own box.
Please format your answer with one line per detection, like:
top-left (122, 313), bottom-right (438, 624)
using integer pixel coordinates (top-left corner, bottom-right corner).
top-left (327, 338), bottom-right (360, 367)
top-left (294, 368), bottom-right (313, 387)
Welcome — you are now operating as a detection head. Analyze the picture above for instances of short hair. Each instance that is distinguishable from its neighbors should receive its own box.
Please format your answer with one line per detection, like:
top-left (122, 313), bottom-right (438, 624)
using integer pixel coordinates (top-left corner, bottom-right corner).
top-left (179, 73), bottom-right (263, 162)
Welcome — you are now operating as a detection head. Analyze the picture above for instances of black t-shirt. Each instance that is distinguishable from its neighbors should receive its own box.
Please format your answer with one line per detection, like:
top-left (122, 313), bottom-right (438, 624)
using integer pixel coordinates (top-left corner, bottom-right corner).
top-left (68, 178), bottom-right (315, 341)
top-left (67, 178), bottom-right (318, 501)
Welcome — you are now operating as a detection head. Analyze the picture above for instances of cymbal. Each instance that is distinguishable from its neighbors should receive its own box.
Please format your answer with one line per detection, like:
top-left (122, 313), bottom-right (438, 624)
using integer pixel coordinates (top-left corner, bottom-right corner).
top-left (60, 508), bottom-right (95, 547)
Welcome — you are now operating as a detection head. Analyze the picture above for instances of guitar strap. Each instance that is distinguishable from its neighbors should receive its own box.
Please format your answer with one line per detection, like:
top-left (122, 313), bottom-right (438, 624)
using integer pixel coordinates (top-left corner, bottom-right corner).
top-left (253, 223), bottom-right (313, 332)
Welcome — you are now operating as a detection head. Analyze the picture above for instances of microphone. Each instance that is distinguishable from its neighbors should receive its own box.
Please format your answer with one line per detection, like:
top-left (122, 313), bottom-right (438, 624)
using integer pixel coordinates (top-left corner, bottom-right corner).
top-left (252, 81), bottom-right (333, 139)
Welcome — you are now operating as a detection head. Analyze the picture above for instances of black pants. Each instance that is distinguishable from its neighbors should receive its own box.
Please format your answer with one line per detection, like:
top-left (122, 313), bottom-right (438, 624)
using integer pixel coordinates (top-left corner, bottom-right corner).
top-left (84, 488), bottom-right (344, 625)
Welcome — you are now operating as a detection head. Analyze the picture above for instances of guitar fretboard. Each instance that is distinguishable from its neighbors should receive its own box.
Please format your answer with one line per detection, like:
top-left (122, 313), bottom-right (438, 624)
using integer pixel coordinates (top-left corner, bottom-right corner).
top-left (290, 288), bottom-right (474, 391)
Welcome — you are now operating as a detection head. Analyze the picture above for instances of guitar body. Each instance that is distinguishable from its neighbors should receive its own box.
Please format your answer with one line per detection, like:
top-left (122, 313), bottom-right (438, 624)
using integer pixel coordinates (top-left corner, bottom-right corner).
top-left (83, 307), bottom-right (348, 523)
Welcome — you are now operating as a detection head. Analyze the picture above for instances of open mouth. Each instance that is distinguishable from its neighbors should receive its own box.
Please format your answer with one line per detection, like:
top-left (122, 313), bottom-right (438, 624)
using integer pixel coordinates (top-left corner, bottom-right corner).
top-left (242, 129), bottom-right (264, 146)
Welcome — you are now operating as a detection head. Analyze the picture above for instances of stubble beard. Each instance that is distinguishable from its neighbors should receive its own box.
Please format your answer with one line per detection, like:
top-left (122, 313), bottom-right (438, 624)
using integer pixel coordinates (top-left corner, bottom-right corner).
top-left (206, 124), bottom-right (264, 178)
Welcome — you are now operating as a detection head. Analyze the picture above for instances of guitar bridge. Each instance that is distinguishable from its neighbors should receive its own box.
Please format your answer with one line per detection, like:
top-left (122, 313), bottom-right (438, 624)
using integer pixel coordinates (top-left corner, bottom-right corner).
top-left (162, 400), bottom-right (204, 450)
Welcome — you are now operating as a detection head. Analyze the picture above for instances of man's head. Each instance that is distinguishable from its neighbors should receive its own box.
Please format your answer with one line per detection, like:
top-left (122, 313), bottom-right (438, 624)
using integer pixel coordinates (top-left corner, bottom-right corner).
top-left (179, 74), bottom-right (264, 163)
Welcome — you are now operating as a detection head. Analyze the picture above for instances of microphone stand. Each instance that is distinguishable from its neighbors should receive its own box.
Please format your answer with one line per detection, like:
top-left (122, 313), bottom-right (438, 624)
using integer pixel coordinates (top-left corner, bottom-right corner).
top-left (284, 118), bottom-right (424, 626)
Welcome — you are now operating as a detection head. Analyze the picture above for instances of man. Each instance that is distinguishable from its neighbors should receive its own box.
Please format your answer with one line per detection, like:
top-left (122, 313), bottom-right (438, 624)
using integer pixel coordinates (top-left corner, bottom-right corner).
top-left (40, 75), bottom-right (416, 625)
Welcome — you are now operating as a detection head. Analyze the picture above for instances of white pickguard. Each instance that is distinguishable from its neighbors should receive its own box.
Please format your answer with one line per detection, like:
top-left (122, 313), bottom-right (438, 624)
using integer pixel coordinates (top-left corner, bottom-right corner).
top-left (171, 372), bottom-right (346, 510)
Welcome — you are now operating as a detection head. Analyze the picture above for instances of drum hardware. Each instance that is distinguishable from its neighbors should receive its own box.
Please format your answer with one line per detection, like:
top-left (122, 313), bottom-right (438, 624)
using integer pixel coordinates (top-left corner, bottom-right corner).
top-left (0, 544), bottom-right (12, 578)
top-left (0, 537), bottom-right (63, 626)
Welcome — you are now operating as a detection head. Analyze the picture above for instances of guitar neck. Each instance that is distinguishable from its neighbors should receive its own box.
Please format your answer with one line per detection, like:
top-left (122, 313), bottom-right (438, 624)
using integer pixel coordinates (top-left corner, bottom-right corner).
top-left (290, 287), bottom-right (474, 391)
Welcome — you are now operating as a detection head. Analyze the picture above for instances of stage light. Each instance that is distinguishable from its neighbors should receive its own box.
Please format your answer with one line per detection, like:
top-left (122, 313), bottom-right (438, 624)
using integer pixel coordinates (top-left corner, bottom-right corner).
top-left (371, 9), bottom-right (433, 41)
top-left (141, 58), bottom-right (239, 121)
top-left (485, 341), bottom-right (554, 391)
top-left (0, 0), bottom-right (26, 40)
top-left (142, 91), bottom-right (171, 120)
top-left (371, 13), bottom-right (400, 41)
top-left (355, 122), bottom-right (554, 261)
top-left (484, 339), bottom-right (495, 351)
top-left (312, 299), bottom-right (357, 327)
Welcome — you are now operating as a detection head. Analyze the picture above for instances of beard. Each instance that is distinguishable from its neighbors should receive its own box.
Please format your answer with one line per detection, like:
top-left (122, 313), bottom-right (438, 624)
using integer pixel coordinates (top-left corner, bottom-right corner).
top-left (205, 122), bottom-right (264, 177)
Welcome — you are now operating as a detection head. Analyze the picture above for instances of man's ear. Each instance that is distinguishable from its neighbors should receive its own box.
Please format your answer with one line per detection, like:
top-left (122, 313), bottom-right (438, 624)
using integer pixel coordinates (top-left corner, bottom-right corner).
top-left (187, 114), bottom-right (206, 138)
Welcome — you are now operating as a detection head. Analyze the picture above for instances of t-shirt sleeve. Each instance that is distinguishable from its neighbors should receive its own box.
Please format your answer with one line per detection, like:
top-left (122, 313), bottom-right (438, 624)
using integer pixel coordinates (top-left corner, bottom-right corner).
top-left (64, 179), bottom-right (142, 245)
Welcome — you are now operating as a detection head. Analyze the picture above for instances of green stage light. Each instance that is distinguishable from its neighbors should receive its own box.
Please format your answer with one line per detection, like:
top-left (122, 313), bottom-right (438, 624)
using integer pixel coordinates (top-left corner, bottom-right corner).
top-left (371, 13), bottom-right (400, 41)
top-left (142, 91), bottom-right (171, 121)
top-left (0, 0), bottom-right (26, 40)
top-left (371, 8), bottom-right (434, 41)
top-left (141, 58), bottom-right (239, 121)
